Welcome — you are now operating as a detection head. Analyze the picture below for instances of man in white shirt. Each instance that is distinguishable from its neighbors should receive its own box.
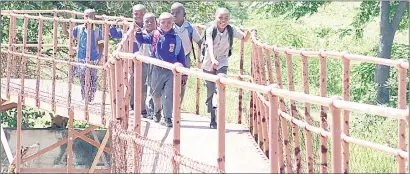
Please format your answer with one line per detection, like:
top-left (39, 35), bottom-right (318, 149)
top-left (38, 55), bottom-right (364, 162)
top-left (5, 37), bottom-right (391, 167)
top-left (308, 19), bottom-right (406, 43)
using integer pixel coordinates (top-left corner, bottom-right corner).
top-left (171, 2), bottom-right (202, 102)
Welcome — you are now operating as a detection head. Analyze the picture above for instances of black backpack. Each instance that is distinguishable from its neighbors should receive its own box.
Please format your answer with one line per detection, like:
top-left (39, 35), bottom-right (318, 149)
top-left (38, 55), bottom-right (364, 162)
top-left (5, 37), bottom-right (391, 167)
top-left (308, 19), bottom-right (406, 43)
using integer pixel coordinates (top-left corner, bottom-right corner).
top-left (199, 23), bottom-right (234, 63)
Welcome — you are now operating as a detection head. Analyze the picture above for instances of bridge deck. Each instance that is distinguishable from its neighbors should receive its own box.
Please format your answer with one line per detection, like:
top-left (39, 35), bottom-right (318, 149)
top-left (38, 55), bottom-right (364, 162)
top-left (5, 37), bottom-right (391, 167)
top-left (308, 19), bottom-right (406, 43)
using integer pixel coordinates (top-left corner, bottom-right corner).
top-left (1, 79), bottom-right (270, 173)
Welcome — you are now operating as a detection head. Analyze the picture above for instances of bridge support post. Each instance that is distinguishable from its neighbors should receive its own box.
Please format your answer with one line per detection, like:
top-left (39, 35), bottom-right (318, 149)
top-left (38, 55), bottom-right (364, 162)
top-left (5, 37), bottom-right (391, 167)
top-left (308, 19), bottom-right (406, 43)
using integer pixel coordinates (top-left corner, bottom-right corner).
top-left (268, 84), bottom-right (280, 173)
top-left (329, 96), bottom-right (342, 173)
top-left (172, 63), bottom-right (183, 173)
top-left (216, 74), bottom-right (226, 171)
top-left (396, 59), bottom-right (407, 173)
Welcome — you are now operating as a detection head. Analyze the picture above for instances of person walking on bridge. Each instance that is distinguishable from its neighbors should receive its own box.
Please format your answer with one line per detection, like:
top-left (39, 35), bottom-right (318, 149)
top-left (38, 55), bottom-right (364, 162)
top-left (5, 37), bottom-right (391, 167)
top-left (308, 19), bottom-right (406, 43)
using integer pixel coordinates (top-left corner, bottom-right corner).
top-left (140, 13), bottom-right (157, 120)
top-left (108, 4), bottom-right (151, 118)
top-left (72, 9), bottom-right (104, 103)
top-left (135, 12), bottom-right (187, 127)
top-left (170, 2), bottom-right (202, 103)
top-left (200, 8), bottom-right (251, 129)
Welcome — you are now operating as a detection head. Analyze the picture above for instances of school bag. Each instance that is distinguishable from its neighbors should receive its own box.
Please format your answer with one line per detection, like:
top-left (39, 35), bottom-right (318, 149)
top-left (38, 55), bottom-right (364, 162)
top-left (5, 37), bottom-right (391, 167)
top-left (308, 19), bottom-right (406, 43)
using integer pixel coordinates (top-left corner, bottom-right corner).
top-left (199, 22), bottom-right (233, 63)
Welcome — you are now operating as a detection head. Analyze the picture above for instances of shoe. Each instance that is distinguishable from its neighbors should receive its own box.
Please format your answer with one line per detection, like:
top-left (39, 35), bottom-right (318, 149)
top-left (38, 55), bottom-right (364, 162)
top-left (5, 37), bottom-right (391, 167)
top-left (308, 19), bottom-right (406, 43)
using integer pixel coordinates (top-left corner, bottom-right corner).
top-left (154, 111), bottom-right (161, 123)
top-left (164, 118), bottom-right (173, 128)
top-left (147, 114), bottom-right (153, 120)
top-left (210, 109), bottom-right (217, 129)
top-left (141, 110), bottom-right (148, 118)
top-left (210, 122), bottom-right (217, 129)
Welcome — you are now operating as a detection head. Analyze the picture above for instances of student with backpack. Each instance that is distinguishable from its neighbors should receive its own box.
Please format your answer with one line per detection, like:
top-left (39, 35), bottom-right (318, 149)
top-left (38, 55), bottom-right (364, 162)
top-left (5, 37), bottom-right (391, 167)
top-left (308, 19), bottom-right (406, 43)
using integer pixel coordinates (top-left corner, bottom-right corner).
top-left (73, 9), bottom-right (104, 103)
top-left (139, 13), bottom-right (157, 120)
top-left (135, 12), bottom-right (187, 127)
top-left (200, 8), bottom-right (251, 129)
top-left (170, 2), bottom-right (202, 102)
top-left (108, 4), bottom-right (151, 118)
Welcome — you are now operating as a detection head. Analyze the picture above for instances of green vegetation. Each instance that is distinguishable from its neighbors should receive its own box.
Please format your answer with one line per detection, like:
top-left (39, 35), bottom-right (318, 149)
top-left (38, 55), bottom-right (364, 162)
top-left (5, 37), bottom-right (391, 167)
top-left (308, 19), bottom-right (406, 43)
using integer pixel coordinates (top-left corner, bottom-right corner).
top-left (0, 1), bottom-right (408, 173)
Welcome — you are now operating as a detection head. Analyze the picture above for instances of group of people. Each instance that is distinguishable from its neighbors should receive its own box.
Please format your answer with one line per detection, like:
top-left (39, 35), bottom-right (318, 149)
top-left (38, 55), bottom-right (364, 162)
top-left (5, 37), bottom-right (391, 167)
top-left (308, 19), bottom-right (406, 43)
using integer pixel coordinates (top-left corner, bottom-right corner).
top-left (73, 3), bottom-right (251, 129)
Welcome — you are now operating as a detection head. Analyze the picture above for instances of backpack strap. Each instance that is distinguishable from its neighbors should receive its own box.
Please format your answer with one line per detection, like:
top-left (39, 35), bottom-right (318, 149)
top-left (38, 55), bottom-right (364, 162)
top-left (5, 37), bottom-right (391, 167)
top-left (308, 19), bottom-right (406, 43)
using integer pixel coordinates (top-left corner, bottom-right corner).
top-left (185, 22), bottom-right (194, 41)
top-left (226, 25), bottom-right (233, 57)
top-left (175, 34), bottom-right (182, 57)
top-left (211, 25), bottom-right (217, 41)
top-left (151, 30), bottom-right (161, 56)
top-left (185, 22), bottom-right (196, 61)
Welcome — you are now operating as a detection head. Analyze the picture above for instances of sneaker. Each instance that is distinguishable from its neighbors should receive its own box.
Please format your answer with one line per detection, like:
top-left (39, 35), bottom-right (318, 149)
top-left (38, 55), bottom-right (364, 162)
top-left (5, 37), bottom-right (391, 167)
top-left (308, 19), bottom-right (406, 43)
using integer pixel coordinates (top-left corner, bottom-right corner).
top-left (163, 118), bottom-right (173, 128)
top-left (141, 110), bottom-right (148, 118)
top-left (154, 111), bottom-right (161, 123)
top-left (147, 114), bottom-right (153, 120)
top-left (210, 122), bottom-right (217, 129)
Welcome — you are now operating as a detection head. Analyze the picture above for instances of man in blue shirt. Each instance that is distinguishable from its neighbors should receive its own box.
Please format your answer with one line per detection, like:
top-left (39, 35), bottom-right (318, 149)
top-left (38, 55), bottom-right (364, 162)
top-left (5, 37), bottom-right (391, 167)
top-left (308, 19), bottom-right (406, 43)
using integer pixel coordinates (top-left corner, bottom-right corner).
top-left (135, 12), bottom-right (187, 127)
top-left (72, 9), bottom-right (104, 102)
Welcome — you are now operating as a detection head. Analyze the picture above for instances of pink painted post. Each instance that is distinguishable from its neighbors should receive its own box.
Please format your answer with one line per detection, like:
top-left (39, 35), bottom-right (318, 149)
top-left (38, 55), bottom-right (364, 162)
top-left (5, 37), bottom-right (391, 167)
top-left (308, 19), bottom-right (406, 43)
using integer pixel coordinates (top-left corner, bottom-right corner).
top-left (84, 22), bottom-right (92, 121)
top-left (16, 95), bottom-right (23, 173)
top-left (269, 85), bottom-right (280, 173)
top-left (67, 17), bottom-right (74, 109)
top-left (110, 63), bottom-right (117, 120)
top-left (329, 97), bottom-right (342, 173)
top-left (122, 24), bottom-right (130, 125)
top-left (341, 53), bottom-right (350, 173)
top-left (273, 50), bottom-right (291, 173)
top-left (6, 15), bottom-right (16, 98)
top-left (20, 16), bottom-right (28, 104)
top-left (133, 54), bottom-right (142, 173)
top-left (115, 59), bottom-right (124, 120)
top-left (301, 51), bottom-right (313, 173)
top-left (319, 51), bottom-right (328, 173)
top-left (256, 46), bottom-right (268, 154)
top-left (133, 54), bottom-right (142, 134)
top-left (172, 63), bottom-right (183, 173)
top-left (238, 40), bottom-right (245, 124)
top-left (396, 59), bottom-right (407, 173)
top-left (216, 74), bottom-right (226, 171)
top-left (52, 13), bottom-right (58, 113)
top-left (250, 44), bottom-right (257, 139)
top-left (285, 52), bottom-right (301, 172)
top-left (101, 22), bottom-right (110, 126)
top-left (67, 108), bottom-right (74, 173)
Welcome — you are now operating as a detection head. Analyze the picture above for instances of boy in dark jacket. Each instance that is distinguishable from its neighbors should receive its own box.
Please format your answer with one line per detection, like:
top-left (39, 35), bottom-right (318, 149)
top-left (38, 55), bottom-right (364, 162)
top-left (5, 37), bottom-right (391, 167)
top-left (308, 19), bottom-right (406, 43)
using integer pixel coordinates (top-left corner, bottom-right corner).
top-left (135, 12), bottom-right (187, 127)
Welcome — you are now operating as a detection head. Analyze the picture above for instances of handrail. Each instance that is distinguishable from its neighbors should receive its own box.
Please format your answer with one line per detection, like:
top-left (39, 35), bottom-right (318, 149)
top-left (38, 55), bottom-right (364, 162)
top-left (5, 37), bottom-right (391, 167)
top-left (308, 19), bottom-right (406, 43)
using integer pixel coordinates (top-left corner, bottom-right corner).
top-left (251, 35), bottom-right (409, 70)
top-left (0, 12), bottom-right (133, 26)
top-left (109, 52), bottom-right (409, 120)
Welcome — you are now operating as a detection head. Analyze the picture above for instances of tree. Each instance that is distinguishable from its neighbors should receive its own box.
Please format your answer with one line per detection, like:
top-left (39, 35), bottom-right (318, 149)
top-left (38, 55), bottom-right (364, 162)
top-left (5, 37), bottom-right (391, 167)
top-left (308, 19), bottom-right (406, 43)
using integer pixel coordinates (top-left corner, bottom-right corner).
top-left (253, 1), bottom-right (409, 104)
top-left (374, 1), bottom-right (408, 104)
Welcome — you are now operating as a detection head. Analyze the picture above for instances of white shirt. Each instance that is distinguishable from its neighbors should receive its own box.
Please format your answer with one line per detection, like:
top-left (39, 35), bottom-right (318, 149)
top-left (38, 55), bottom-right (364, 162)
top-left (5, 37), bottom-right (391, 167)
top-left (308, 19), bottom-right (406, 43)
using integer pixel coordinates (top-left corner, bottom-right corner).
top-left (174, 21), bottom-right (201, 56)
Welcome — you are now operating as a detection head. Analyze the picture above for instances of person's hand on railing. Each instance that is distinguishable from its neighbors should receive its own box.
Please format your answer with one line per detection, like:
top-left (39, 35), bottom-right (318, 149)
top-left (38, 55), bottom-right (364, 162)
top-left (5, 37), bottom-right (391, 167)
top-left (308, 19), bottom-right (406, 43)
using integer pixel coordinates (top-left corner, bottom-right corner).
top-left (115, 17), bottom-right (124, 25)
top-left (243, 30), bottom-right (251, 42)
